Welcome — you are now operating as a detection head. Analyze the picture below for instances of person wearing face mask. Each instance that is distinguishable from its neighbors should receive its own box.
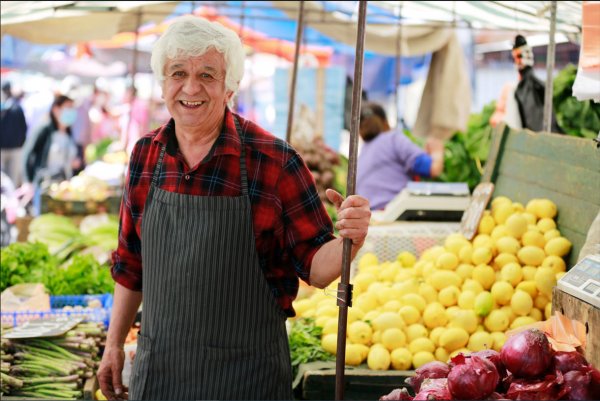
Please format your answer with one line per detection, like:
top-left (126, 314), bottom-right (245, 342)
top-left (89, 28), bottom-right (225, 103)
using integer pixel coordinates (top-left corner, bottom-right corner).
top-left (0, 82), bottom-right (28, 187)
top-left (21, 94), bottom-right (82, 212)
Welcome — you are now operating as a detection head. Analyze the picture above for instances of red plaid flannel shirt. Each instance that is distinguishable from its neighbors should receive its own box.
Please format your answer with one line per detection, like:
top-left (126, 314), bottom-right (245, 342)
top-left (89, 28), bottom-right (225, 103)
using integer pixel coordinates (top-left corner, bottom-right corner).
top-left (111, 109), bottom-right (335, 316)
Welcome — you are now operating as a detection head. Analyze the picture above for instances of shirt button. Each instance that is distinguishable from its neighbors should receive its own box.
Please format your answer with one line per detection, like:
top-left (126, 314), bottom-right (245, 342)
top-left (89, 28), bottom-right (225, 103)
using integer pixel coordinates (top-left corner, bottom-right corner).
top-left (185, 175), bottom-right (190, 180)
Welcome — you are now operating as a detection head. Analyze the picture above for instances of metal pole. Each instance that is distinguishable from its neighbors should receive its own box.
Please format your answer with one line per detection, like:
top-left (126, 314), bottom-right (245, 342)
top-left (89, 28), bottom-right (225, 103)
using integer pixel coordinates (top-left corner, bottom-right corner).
top-left (335, 1), bottom-right (368, 400)
top-left (124, 9), bottom-right (142, 155)
top-left (285, 1), bottom-right (305, 143)
top-left (543, 0), bottom-right (557, 133)
top-left (394, 2), bottom-right (402, 128)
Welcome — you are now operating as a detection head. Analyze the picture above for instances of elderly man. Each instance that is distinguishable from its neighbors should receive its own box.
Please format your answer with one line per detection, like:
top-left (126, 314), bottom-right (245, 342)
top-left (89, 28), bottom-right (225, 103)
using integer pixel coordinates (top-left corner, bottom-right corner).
top-left (98, 16), bottom-right (370, 400)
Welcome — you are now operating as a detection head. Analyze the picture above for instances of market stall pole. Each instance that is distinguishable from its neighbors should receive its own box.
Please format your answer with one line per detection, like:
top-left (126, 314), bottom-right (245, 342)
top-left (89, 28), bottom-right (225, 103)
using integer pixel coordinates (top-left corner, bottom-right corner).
top-left (543, 0), bottom-right (558, 133)
top-left (285, 0), bottom-right (305, 143)
top-left (335, 1), bottom-right (368, 400)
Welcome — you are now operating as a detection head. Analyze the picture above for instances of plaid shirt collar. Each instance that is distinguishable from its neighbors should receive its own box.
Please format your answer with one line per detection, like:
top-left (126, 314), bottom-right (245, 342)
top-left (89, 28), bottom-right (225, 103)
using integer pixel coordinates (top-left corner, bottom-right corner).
top-left (153, 107), bottom-right (242, 158)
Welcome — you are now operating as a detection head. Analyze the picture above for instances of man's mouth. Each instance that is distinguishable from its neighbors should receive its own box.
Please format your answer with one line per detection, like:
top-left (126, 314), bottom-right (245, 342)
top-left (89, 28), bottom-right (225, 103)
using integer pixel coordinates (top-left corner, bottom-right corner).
top-left (180, 100), bottom-right (205, 109)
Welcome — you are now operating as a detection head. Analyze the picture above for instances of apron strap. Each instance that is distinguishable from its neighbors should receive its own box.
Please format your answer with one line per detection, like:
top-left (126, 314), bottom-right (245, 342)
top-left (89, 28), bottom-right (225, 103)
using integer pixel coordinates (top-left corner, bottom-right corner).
top-left (150, 145), bottom-right (167, 189)
top-left (233, 115), bottom-right (249, 197)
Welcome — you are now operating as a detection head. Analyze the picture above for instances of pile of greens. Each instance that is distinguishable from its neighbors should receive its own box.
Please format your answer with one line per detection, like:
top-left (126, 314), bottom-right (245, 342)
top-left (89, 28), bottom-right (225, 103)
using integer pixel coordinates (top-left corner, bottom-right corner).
top-left (0, 242), bottom-right (114, 295)
top-left (553, 64), bottom-right (600, 138)
top-left (288, 318), bottom-right (333, 377)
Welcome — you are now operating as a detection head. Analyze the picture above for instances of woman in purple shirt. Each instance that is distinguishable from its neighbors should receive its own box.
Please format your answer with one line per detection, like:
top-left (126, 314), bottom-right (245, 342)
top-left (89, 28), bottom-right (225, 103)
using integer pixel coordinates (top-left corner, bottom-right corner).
top-left (357, 102), bottom-right (444, 210)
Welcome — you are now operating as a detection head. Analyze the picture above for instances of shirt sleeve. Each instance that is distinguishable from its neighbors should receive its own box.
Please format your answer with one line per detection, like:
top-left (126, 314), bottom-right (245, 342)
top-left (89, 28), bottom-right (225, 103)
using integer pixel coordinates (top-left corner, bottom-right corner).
top-left (393, 131), bottom-right (427, 173)
top-left (277, 152), bottom-right (336, 284)
top-left (111, 143), bottom-right (144, 292)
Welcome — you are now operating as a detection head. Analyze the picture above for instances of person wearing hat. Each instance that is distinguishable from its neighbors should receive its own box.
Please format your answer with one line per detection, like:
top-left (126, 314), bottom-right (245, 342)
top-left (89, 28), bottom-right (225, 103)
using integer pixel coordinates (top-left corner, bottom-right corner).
top-left (97, 16), bottom-right (370, 400)
top-left (356, 102), bottom-right (444, 211)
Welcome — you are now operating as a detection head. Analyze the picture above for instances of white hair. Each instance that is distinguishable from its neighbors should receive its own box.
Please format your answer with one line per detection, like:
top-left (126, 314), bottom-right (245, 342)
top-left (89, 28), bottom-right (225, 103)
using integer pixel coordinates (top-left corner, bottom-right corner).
top-left (151, 16), bottom-right (245, 106)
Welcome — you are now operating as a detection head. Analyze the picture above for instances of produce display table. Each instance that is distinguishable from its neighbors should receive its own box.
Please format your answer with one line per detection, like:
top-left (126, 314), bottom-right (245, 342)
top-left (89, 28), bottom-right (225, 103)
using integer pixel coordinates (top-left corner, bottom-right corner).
top-left (295, 361), bottom-right (412, 400)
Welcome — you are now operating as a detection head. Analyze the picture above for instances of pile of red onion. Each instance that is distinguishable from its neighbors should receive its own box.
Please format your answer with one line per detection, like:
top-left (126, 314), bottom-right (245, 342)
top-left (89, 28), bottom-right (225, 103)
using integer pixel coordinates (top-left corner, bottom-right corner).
top-left (379, 329), bottom-right (600, 401)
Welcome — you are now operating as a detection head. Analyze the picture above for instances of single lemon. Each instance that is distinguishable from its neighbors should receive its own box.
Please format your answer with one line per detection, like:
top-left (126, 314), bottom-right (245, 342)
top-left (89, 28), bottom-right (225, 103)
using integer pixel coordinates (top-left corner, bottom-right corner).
top-left (381, 327), bottom-right (407, 351)
top-left (494, 253), bottom-right (520, 269)
top-left (322, 319), bottom-right (339, 335)
top-left (522, 230), bottom-right (546, 248)
top-left (438, 285), bottom-right (461, 307)
top-left (405, 323), bottom-right (429, 343)
top-left (348, 320), bottom-right (373, 345)
top-left (535, 267), bottom-right (557, 297)
top-left (353, 272), bottom-right (377, 293)
top-left (456, 263), bottom-right (474, 280)
top-left (468, 331), bottom-right (494, 351)
top-left (412, 351), bottom-right (436, 369)
top-left (517, 246), bottom-right (546, 267)
top-left (529, 307), bottom-right (543, 321)
top-left (484, 310), bottom-right (510, 332)
top-left (367, 344), bottom-right (391, 370)
top-left (473, 264), bottom-right (496, 290)
top-left (458, 290), bottom-right (476, 309)
top-left (397, 251), bottom-right (417, 267)
top-left (544, 237), bottom-right (572, 257)
top-left (501, 263), bottom-right (523, 287)
top-left (409, 337), bottom-right (436, 355)
top-left (321, 333), bottom-right (338, 354)
top-left (496, 236), bottom-right (521, 255)
top-left (358, 252), bottom-right (379, 271)
top-left (473, 234), bottom-right (494, 249)
top-left (544, 229), bottom-right (561, 242)
top-left (399, 305), bottom-right (421, 325)
top-left (462, 279), bottom-right (484, 294)
top-left (491, 281), bottom-right (515, 305)
top-left (542, 255), bottom-right (566, 274)
top-left (537, 217), bottom-right (557, 233)
top-left (516, 280), bottom-right (538, 298)
top-left (390, 347), bottom-right (412, 370)
top-left (521, 212), bottom-right (537, 225)
top-left (458, 245), bottom-right (474, 264)
top-left (500, 305), bottom-right (516, 324)
top-left (522, 265), bottom-right (538, 281)
top-left (402, 294), bottom-right (427, 313)
top-left (436, 252), bottom-right (460, 270)
top-left (448, 309), bottom-right (479, 334)
top-left (491, 225), bottom-right (510, 240)
top-left (493, 203), bottom-right (514, 225)
top-left (346, 343), bottom-right (365, 366)
top-left (534, 293), bottom-right (550, 310)
top-left (439, 327), bottom-right (469, 352)
top-left (382, 300), bottom-right (402, 312)
top-left (506, 213), bottom-right (528, 239)
top-left (474, 291), bottom-right (494, 317)
top-left (372, 312), bottom-right (405, 332)
top-left (435, 347), bottom-right (450, 363)
top-left (478, 215), bottom-right (496, 235)
top-left (472, 246), bottom-right (494, 266)
top-left (511, 290), bottom-right (534, 316)
top-left (510, 316), bottom-right (537, 329)
top-left (428, 270), bottom-right (463, 291)
top-left (423, 302), bottom-right (448, 329)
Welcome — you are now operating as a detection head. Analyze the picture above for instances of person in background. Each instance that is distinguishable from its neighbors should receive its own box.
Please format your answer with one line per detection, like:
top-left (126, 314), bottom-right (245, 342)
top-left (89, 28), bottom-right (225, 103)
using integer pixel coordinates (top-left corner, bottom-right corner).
top-left (0, 82), bottom-right (28, 187)
top-left (357, 102), bottom-right (444, 210)
top-left (97, 15), bottom-right (370, 400)
top-left (21, 94), bottom-right (82, 213)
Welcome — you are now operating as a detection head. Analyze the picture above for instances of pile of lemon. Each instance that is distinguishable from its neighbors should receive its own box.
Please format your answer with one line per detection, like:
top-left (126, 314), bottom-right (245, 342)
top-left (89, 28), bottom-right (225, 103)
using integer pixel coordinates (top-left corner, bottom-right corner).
top-left (292, 196), bottom-right (571, 371)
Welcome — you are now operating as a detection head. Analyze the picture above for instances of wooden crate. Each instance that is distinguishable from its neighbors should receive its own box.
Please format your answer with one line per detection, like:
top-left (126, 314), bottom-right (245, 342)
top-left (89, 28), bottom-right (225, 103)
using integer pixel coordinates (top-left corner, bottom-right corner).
top-left (482, 124), bottom-right (600, 268)
top-left (297, 362), bottom-right (412, 400)
top-left (552, 287), bottom-right (600, 369)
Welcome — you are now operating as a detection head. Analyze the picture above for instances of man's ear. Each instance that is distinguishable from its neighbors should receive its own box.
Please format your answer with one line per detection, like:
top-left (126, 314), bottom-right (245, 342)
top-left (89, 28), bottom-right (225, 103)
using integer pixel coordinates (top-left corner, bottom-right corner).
top-left (226, 90), bottom-right (234, 103)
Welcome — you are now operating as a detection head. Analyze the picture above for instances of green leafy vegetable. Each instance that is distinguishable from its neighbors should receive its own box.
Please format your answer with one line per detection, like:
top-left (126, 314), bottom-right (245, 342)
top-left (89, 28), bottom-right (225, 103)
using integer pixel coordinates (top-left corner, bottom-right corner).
top-left (288, 318), bottom-right (333, 377)
top-left (0, 242), bottom-right (56, 291)
top-left (553, 64), bottom-right (600, 138)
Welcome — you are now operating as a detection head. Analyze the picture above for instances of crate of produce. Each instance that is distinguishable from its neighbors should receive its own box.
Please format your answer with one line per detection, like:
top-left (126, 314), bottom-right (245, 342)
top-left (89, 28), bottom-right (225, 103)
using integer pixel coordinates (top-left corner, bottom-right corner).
top-left (353, 222), bottom-right (460, 272)
top-left (41, 192), bottom-right (122, 215)
top-left (1, 293), bottom-right (113, 327)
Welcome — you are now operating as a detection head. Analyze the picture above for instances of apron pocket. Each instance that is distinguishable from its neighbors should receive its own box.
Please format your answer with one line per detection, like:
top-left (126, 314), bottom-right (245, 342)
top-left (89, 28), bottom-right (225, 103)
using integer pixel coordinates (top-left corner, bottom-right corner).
top-left (129, 333), bottom-right (153, 399)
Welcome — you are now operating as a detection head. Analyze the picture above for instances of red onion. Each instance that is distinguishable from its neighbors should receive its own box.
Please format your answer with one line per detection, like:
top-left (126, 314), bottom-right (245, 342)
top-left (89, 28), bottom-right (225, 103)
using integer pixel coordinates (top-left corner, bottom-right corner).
top-left (563, 367), bottom-right (600, 400)
top-left (405, 361), bottom-right (450, 393)
top-left (473, 349), bottom-right (507, 378)
top-left (447, 354), bottom-right (500, 400)
top-left (553, 351), bottom-right (588, 373)
top-left (413, 378), bottom-right (452, 401)
top-left (379, 388), bottom-right (413, 401)
top-left (500, 329), bottom-right (554, 378)
top-left (505, 370), bottom-right (565, 400)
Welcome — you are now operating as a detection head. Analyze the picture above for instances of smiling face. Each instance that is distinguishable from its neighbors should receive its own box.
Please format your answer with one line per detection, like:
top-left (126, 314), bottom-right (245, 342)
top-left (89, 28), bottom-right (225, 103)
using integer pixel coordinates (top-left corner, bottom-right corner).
top-left (162, 48), bottom-right (233, 134)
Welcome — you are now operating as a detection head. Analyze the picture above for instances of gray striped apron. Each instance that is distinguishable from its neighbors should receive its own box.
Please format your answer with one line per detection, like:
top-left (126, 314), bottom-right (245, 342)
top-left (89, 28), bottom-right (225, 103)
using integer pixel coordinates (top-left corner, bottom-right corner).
top-left (130, 118), bottom-right (293, 400)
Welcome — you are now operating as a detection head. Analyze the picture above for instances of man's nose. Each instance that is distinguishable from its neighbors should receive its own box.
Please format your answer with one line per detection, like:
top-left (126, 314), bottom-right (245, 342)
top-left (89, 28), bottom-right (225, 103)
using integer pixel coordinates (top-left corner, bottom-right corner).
top-left (182, 77), bottom-right (204, 94)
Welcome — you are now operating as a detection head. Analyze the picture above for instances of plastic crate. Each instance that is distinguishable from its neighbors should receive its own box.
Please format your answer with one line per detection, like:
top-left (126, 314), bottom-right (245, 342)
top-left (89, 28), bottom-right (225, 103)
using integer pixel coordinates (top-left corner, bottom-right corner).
top-left (1, 293), bottom-right (113, 328)
top-left (352, 222), bottom-right (460, 276)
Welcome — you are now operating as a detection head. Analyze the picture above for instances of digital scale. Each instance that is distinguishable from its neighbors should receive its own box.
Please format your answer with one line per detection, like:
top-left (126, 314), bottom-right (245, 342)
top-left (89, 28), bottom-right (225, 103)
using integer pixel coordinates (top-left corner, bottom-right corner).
top-left (371, 182), bottom-right (471, 223)
top-left (557, 254), bottom-right (600, 308)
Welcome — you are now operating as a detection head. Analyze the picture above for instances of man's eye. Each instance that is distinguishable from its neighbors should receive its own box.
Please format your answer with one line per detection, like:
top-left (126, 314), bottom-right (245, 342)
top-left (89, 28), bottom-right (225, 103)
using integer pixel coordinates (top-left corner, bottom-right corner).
top-left (200, 73), bottom-right (214, 80)
top-left (171, 71), bottom-right (186, 78)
